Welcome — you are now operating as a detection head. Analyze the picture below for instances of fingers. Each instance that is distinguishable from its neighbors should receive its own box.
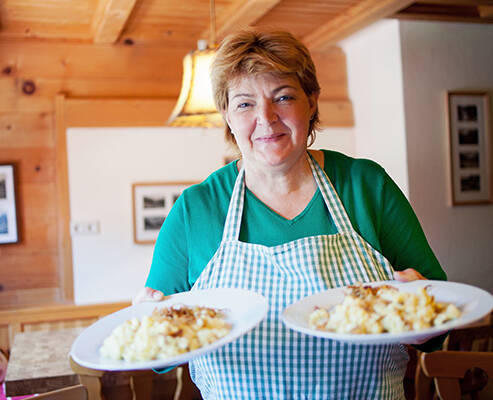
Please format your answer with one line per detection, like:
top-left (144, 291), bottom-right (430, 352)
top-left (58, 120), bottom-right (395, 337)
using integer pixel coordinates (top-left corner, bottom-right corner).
top-left (132, 287), bottom-right (165, 305)
top-left (393, 268), bottom-right (427, 282)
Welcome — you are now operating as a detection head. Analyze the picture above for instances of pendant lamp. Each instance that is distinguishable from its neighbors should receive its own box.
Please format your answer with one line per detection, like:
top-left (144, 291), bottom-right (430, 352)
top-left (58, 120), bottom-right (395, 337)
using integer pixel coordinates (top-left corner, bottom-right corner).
top-left (167, 0), bottom-right (223, 127)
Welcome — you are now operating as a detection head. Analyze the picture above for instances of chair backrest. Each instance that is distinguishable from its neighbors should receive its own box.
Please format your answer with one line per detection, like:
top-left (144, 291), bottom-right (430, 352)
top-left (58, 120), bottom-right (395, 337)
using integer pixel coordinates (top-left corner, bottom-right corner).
top-left (414, 313), bottom-right (493, 400)
top-left (24, 384), bottom-right (88, 400)
top-left (420, 351), bottom-right (493, 400)
top-left (445, 324), bottom-right (493, 352)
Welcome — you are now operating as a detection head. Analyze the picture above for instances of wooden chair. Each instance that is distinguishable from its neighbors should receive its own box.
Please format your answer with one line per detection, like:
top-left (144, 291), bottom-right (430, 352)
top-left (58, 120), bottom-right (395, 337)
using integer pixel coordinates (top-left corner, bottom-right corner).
top-left (68, 357), bottom-right (203, 400)
top-left (69, 356), bottom-right (154, 400)
top-left (414, 314), bottom-right (493, 400)
top-left (23, 384), bottom-right (88, 400)
top-left (419, 351), bottom-right (493, 400)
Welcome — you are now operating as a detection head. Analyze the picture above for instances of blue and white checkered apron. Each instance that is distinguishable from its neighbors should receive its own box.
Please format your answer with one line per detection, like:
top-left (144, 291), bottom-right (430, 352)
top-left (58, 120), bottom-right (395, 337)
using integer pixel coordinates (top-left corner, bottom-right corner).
top-left (190, 153), bottom-right (409, 399)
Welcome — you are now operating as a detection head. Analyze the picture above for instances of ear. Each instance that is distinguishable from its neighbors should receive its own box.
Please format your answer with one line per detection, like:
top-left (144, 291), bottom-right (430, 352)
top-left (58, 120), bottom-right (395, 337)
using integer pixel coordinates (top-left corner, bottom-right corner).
top-left (221, 109), bottom-right (232, 130)
top-left (308, 91), bottom-right (319, 115)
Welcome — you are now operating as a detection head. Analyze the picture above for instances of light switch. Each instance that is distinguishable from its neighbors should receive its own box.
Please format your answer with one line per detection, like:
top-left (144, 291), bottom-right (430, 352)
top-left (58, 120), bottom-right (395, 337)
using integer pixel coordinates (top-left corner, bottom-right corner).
top-left (71, 221), bottom-right (100, 235)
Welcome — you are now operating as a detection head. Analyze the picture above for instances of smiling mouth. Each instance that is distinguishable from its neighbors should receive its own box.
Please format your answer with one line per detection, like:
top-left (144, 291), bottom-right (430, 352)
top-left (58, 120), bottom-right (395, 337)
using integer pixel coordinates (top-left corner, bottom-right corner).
top-left (255, 133), bottom-right (285, 141)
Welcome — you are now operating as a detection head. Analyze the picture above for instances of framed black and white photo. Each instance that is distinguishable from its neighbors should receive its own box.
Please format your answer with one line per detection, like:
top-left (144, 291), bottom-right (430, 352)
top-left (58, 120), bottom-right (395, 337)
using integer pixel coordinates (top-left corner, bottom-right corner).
top-left (447, 92), bottom-right (492, 205)
top-left (132, 181), bottom-right (196, 244)
top-left (0, 164), bottom-right (19, 244)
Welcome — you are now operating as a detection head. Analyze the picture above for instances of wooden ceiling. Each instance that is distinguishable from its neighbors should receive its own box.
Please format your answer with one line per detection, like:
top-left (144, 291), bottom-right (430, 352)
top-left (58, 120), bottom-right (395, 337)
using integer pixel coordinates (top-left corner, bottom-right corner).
top-left (1, 0), bottom-right (492, 53)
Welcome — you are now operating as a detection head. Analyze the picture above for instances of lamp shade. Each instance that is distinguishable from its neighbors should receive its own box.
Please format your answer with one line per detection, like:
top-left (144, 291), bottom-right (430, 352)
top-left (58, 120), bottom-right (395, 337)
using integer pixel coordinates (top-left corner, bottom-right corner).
top-left (167, 44), bottom-right (223, 127)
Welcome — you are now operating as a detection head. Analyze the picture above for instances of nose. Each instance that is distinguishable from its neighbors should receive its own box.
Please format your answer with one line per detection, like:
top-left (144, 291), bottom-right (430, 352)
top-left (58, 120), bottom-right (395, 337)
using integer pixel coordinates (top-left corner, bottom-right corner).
top-left (257, 102), bottom-right (278, 126)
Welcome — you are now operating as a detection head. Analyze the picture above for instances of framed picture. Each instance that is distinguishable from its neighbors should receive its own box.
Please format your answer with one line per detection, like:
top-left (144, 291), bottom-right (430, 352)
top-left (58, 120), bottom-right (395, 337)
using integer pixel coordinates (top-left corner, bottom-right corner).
top-left (447, 91), bottom-right (492, 205)
top-left (0, 164), bottom-right (19, 244)
top-left (132, 181), bottom-right (196, 244)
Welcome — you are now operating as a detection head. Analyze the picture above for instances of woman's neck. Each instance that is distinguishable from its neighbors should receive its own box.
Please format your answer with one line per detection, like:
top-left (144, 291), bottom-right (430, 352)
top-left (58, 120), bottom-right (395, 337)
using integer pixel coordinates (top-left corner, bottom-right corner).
top-left (239, 150), bottom-right (323, 220)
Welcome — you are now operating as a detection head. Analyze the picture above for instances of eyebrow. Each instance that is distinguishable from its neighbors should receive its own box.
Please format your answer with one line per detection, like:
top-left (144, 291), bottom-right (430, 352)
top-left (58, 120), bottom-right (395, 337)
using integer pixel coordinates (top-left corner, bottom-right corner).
top-left (230, 84), bottom-right (298, 101)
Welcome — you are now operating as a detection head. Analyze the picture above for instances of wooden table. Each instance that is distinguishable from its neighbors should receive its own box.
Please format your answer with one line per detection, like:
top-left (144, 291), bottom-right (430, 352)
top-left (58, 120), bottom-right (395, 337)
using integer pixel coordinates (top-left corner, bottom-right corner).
top-left (4, 327), bottom-right (182, 400)
top-left (5, 327), bottom-right (83, 396)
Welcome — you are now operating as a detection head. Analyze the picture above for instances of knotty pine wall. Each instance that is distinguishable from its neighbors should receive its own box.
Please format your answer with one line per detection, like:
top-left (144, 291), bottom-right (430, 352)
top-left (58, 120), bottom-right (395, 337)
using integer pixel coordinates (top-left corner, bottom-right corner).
top-left (0, 40), bottom-right (352, 308)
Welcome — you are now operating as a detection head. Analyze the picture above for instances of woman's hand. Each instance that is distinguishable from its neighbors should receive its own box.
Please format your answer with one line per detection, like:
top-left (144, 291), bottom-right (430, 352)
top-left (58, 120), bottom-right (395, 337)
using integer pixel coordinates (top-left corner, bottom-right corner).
top-left (132, 286), bottom-right (165, 305)
top-left (393, 268), bottom-right (426, 282)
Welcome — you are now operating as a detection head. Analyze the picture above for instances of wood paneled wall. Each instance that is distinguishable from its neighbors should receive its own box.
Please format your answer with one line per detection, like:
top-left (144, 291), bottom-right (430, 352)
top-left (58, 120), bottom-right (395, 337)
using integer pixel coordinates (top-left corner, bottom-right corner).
top-left (0, 40), bottom-right (352, 308)
top-left (0, 301), bottom-right (130, 354)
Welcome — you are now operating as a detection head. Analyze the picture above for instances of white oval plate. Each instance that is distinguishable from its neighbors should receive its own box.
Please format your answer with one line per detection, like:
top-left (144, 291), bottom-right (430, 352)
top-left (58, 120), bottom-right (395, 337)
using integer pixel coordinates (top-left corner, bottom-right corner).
top-left (281, 280), bottom-right (493, 345)
top-left (71, 288), bottom-right (268, 371)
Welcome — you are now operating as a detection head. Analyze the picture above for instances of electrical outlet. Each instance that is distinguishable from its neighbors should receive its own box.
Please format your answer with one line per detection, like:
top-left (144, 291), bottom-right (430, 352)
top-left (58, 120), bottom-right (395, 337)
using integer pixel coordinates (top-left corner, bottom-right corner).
top-left (71, 221), bottom-right (100, 235)
top-left (87, 221), bottom-right (100, 233)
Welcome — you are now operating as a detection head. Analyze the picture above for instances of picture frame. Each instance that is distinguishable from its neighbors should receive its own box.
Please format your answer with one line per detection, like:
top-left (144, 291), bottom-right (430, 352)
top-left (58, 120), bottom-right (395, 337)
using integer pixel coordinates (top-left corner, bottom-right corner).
top-left (447, 91), bottom-right (492, 205)
top-left (132, 181), bottom-right (197, 244)
top-left (0, 164), bottom-right (19, 244)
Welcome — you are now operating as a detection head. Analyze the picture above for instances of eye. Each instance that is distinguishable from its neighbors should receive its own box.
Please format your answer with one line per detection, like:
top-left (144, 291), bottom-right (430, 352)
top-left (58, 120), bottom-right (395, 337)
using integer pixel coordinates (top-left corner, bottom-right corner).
top-left (237, 102), bottom-right (251, 109)
top-left (277, 95), bottom-right (294, 103)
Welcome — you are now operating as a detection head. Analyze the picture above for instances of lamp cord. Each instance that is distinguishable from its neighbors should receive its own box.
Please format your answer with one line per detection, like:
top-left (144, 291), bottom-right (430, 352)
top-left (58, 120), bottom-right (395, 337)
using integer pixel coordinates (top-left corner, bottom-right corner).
top-left (210, 0), bottom-right (216, 48)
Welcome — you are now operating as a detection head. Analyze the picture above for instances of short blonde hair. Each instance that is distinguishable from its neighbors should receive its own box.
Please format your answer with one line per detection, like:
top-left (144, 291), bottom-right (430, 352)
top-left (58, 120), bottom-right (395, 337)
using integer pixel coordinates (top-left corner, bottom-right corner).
top-left (211, 29), bottom-right (321, 147)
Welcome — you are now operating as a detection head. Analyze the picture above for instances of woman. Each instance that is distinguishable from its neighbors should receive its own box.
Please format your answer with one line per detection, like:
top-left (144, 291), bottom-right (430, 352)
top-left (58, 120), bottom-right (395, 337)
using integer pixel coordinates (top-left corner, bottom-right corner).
top-left (135, 29), bottom-right (446, 399)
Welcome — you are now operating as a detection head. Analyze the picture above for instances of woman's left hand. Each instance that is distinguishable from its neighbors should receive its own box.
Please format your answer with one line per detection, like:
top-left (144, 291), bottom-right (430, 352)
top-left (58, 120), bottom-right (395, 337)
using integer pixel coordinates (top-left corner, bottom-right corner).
top-left (393, 268), bottom-right (426, 282)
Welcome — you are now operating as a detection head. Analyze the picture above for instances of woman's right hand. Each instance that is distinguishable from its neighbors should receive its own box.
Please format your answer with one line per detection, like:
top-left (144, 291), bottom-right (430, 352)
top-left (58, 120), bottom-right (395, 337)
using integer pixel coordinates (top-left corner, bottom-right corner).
top-left (132, 286), bottom-right (165, 305)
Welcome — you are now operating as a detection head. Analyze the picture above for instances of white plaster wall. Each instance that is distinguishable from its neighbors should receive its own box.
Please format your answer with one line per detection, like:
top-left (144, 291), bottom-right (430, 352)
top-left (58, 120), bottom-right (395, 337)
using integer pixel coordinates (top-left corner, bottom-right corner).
top-left (312, 127), bottom-right (356, 157)
top-left (67, 127), bottom-right (226, 304)
top-left (68, 126), bottom-right (355, 304)
top-left (399, 21), bottom-right (493, 292)
top-left (340, 20), bottom-right (409, 196)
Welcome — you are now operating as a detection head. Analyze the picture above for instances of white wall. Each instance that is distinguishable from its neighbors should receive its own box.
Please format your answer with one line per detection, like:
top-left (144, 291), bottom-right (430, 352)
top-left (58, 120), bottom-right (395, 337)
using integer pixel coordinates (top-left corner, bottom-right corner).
top-left (340, 20), bottom-right (409, 196)
top-left (67, 127), bottom-right (226, 304)
top-left (67, 126), bottom-right (355, 304)
top-left (399, 21), bottom-right (493, 292)
top-left (312, 127), bottom-right (356, 157)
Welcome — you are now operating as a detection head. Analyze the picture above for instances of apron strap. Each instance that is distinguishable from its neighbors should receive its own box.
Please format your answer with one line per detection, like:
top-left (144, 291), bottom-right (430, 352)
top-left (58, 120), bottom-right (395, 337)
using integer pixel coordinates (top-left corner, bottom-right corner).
top-left (307, 152), bottom-right (354, 233)
top-left (221, 166), bottom-right (246, 242)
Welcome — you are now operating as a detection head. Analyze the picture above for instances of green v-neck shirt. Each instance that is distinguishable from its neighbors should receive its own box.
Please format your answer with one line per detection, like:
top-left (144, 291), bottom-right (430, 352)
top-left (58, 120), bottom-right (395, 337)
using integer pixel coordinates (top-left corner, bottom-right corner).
top-left (146, 150), bottom-right (445, 294)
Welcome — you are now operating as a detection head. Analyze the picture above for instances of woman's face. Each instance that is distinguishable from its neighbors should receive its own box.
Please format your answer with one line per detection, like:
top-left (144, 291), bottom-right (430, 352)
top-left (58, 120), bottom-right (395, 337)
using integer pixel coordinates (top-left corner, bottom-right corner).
top-left (223, 73), bottom-right (317, 172)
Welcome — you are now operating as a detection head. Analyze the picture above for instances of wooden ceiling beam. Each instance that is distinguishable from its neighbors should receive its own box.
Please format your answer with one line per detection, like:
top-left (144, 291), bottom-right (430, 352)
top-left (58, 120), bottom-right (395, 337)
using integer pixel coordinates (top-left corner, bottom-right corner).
top-left (392, 13), bottom-right (491, 23)
top-left (302, 0), bottom-right (415, 51)
top-left (415, 0), bottom-right (493, 5)
top-left (478, 5), bottom-right (493, 17)
top-left (200, 0), bottom-right (282, 44)
top-left (91, 0), bottom-right (138, 44)
top-left (393, 3), bottom-right (493, 23)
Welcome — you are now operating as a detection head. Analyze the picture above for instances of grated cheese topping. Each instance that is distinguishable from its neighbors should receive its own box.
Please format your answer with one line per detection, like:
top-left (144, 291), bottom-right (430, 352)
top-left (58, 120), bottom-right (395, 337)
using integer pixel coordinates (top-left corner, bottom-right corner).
top-left (308, 284), bottom-right (461, 334)
top-left (100, 304), bottom-right (231, 362)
